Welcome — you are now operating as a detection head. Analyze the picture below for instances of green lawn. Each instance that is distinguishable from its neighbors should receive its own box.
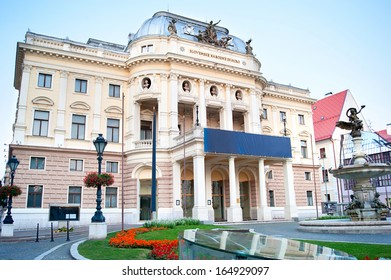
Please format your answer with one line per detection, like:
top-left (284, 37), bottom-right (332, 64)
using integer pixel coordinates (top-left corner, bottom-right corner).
top-left (296, 239), bottom-right (391, 260)
top-left (77, 224), bottom-right (391, 260)
top-left (77, 224), bottom-right (223, 260)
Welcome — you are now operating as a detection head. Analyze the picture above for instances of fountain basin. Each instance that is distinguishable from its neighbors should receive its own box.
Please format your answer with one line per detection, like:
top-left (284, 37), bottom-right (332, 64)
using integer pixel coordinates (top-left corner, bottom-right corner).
top-left (330, 164), bottom-right (391, 180)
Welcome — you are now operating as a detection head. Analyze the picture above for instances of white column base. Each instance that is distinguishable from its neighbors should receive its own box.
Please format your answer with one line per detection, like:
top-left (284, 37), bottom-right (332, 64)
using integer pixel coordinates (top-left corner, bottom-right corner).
top-left (1, 224), bottom-right (14, 237)
top-left (257, 206), bottom-right (273, 221)
top-left (88, 223), bottom-right (107, 240)
top-left (227, 206), bottom-right (243, 222)
top-left (284, 205), bottom-right (298, 220)
top-left (192, 206), bottom-right (210, 221)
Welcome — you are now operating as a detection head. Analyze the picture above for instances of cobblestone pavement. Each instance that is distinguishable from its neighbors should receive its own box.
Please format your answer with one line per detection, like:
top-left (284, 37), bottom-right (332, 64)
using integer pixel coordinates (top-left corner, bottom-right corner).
top-left (1, 221), bottom-right (390, 260)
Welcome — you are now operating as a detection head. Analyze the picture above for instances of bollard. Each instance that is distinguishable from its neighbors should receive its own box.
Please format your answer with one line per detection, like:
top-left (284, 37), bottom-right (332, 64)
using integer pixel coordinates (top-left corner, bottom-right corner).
top-left (35, 223), bottom-right (39, 242)
top-left (66, 221), bottom-right (70, 241)
top-left (50, 222), bottom-right (54, 242)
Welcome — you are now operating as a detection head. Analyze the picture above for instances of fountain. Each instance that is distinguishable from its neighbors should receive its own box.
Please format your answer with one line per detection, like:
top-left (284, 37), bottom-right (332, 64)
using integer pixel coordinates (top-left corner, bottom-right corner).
top-left (300, 106), bottom-right (391, 233)
top-left (330, 106), bottom-right (390, 221)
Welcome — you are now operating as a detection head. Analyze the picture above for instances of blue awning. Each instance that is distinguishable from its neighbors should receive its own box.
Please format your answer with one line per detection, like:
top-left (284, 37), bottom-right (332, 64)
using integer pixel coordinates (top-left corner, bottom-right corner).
top-left (204, 128), bottom-right (292, 158)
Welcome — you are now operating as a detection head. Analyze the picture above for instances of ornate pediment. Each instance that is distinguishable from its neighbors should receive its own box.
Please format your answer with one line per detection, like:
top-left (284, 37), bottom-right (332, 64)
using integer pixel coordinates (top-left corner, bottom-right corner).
top-left (70, 101), bottom-right (90, 110)
top-left (32, 96), bottom-right (54, 106)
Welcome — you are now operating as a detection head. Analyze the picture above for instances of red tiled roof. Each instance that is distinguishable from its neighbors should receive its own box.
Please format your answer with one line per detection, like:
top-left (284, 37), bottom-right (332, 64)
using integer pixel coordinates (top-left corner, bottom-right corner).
top-left (312, 90), bottom-right (348, 142)
top-left (377, 129), bottom-right (391, 142)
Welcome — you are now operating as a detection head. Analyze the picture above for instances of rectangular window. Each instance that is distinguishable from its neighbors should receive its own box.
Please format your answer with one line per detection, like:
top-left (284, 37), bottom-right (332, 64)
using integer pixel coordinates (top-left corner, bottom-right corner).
top-left (298, 114), bottom-right (305, 125)
top-left (27, 185), bottom-right (43, 208)
top-left (269, 190), bottom-right (275, 207)
top-left (320, 148), bottom-right (326, 158)
top-left (140, 120), bottom-right (152, 140)
top-left (30, 157), bottom-right (45, 170)
top-left (71, 114), bottom-right (86, 140)
top-left (301, 140), bottom-right (308, 158)
top-left (280, 111), bottom-right (286, 122)
top-left (305, 171), bottom-right (311, 180)
top-left (267, 170), bottom-right (273, 180)
top-left (68, 186), bottom-right (82, 204)
top-left (105, 187), bottom-right (118, 208)
top-left (106, 161), bottom-right (119, 173)
top-left (306, 191), bottom-right (313, 206)
top-left (33, 110), bottom-right (49, 136)
top-left (141, 44), bottom-right (153, 53)
top-left (262, 108), bottom-right (268, 120)
top-left (38, 73), bottom-right (52, 88)
top-left (107, 118), bottom-right (120, 143)
top-left (75, 78), bottom-right (87, 93)
top-left (322, 168), bottom-right (329, 182)
top-left (70, 159), bottom-right (83, 171)
top-left (109, 84), bottom-right (120, 98)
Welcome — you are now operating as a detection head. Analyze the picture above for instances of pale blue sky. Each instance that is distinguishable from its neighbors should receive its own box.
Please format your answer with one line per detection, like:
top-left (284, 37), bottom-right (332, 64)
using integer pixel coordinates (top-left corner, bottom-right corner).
top-left (0, 0), bottom-right (390, 176)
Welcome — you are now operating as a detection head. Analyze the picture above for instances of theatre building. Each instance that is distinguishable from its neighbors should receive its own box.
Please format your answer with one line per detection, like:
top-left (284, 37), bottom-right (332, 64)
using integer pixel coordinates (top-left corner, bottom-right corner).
top-left (7, 11), bottom-right (320, 229)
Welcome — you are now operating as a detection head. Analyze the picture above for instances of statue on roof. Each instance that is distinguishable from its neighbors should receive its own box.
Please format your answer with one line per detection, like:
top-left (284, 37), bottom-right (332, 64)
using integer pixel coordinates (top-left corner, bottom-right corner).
top-left (336, 105), bottom-right (366, 137)
top-left (168, 18), bottom-right (177, 35)
top-left (194, 19), bottom-right (233, 49)
top-left (246, 39), bottom-right (253, 55)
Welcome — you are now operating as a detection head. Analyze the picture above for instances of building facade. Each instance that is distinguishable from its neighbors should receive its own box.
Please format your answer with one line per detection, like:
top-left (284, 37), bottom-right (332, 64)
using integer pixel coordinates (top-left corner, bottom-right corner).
top-left (6, 11), bottom-right (320, 229)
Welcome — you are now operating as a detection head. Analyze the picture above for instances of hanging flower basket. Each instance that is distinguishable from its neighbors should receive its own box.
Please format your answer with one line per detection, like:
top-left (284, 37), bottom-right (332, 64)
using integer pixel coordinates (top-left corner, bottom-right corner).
top-left (0, 185), bottom-right (22, 198)
top-left (83, 172), bottom-right (114, 188)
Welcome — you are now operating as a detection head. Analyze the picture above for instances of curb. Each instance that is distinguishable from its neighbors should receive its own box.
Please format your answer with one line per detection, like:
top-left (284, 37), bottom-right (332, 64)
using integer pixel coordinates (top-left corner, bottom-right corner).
top-left (70, 239), bottom-right (90, 260)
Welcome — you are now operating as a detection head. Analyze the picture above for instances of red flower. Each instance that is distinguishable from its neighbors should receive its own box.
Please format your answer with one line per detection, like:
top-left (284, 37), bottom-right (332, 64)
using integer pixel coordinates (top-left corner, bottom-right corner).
top-left (109, 227), bottom-right (179, 260)
top-left (83, 172), bottom-right (114, 188)
top-left (0, 185), bottom-right (22, 198)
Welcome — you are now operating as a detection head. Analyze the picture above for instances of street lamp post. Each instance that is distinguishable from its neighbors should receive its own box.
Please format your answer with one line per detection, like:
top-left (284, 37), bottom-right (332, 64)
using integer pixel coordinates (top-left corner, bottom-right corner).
top-left (91, 134), bottom-right (107, 223)
top-left (3, 155), bottom-right (19, 224)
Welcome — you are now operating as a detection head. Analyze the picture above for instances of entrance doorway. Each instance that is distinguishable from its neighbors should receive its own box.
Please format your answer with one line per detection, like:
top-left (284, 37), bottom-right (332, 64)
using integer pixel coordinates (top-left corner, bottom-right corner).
top-left (212, 180), bottom-right (224, 221)
top-left (139, 179), bottom-right (152, 220)
top-left (240, 181), bottom-right (251, 220)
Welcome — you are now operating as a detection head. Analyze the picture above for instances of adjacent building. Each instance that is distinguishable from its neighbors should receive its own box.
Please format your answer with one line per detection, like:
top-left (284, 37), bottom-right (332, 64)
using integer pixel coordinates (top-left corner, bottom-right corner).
top-left (6, 11), bottom-right (321, 229)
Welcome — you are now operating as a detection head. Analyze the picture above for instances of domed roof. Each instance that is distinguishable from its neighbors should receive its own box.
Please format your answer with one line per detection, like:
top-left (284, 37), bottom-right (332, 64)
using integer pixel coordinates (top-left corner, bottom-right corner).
top-left (129, 11), bottom-right (247, 54)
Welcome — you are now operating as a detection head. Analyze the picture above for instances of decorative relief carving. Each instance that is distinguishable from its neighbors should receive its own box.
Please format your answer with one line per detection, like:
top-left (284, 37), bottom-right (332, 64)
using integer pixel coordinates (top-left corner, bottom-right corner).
top-left (70, 101), bottom-right (90, 110)
top-left (32, 96), bottom-right (54, 106)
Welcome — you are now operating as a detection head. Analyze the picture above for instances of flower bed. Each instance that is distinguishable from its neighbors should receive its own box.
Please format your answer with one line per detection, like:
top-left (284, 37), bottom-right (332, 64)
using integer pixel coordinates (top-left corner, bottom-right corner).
top-left (109, 227), bottom-right (178, 260)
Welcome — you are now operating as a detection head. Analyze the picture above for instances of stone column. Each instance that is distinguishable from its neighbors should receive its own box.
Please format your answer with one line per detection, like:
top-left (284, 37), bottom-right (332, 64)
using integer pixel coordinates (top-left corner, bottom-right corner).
top-left (227, 156), bottom-right (243, 222)
top-left (169, 73), bottom-right (179, 136)
top-left (55, 70), bottom-right (68, 147)
top-left (224, 84), bottom-right (233, 130)
top-left (198, 79), bottom-right (207, 127)
top-left (192, 155), bottom-right (209, 221)
top-left (257, 159), bottom-right (272, 220)
top-left (14, 64), bottom-right (32, 144)
top-left (283, 159), bottom-right (298, 220)
top-left (159, 74), bottom-right (169, 147)
top-left (249, 89), bottom-right (260, 133)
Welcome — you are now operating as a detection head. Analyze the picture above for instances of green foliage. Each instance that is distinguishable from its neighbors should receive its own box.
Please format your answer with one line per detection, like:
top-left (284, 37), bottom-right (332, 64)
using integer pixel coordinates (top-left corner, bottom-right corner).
top-left (297, 239), bottom-right (391, 260)
top-left (317, 215), bottom-right (350, 220)
top-left (143, 218), bottom-right (201, 228)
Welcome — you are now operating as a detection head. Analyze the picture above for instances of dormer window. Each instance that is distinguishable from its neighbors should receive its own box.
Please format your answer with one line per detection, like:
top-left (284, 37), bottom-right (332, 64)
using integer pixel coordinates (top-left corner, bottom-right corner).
top-left (141, 44), bottom-right (153, 53)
